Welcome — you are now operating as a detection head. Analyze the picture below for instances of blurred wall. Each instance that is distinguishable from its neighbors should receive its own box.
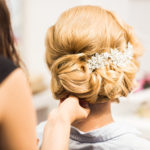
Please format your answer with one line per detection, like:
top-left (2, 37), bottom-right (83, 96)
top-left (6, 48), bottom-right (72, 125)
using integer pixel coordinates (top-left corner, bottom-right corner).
top-left (128, 0), bottom-right (150, 76)
top-left (22, 0), bottom-right (82, 79)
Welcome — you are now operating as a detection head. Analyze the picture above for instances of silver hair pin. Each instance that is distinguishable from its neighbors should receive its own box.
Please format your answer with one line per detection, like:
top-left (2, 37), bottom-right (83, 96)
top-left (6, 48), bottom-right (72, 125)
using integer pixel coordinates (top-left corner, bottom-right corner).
top-left (87, 43), bottom-right (133, 72)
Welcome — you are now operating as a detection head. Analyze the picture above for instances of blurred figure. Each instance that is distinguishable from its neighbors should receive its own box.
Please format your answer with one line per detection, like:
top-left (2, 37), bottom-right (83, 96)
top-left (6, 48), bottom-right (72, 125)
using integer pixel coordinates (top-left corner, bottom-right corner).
top-left (0, 0), bottom-right (38, 149)
top-left (0, 1), bottom-right (90, 150)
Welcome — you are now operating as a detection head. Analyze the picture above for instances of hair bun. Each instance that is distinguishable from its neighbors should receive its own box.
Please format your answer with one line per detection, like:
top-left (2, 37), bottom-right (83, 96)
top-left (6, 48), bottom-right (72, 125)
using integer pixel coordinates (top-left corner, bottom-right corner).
top-left (46, 5), bottom-right (143, 103)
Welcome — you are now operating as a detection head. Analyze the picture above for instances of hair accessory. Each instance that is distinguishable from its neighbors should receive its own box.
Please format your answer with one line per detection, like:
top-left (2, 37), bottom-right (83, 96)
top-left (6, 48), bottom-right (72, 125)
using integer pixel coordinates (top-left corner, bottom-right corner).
top-left (87, 43), bottom-right (133, 72)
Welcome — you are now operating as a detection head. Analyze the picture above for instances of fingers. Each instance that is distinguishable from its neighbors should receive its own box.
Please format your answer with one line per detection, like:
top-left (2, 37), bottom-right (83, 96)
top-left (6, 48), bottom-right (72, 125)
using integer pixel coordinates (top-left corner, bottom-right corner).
top-left (80, 104), bottom-right (90, 119)
top-left (68, 96), bottom-right (90, 119)
top-left (67, 95), bottom-right (79, 101)
top-left (59, 95), bottom-right (79, 107)
top-left (60, 95), bottom-right (80, 107)
top-left (62, 95), bottom-right (90, 113)
top-left (59, 95), bottom-right (90, 121)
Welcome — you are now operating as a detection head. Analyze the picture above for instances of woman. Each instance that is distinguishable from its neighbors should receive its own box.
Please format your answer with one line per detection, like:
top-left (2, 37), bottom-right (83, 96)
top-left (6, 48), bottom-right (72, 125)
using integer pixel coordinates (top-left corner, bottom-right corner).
top-left (0, 0), bottom-right (90, 150)
top-left (37, 5), bottom-right (150, 150)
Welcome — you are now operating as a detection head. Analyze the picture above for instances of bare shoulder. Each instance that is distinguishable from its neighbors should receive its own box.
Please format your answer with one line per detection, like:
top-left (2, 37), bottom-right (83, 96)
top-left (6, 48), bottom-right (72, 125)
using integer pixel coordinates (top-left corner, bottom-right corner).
top-left (0, 68), bottom-right (28, 87)
top-left (0, 68), bottom-right (32, 119)
top-left (0, 68), bottom-right (30, 94)
top-left (0, 68), bottom-right (37, 150)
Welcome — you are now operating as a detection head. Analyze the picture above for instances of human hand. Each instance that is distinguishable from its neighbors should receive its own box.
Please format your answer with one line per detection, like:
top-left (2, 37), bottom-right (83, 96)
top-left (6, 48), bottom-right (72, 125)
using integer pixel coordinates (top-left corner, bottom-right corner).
top-left (48, 96), bottom-right (90, 125)
top-left (58, 96), bottom-right (90, 124)
top-left (42, 96), bottom-right (89, 150)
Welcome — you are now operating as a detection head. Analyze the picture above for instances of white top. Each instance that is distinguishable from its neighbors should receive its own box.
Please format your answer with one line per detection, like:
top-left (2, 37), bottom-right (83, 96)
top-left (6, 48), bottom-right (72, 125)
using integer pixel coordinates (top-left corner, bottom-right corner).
top-left (37, 121), bottom-right (150, 150)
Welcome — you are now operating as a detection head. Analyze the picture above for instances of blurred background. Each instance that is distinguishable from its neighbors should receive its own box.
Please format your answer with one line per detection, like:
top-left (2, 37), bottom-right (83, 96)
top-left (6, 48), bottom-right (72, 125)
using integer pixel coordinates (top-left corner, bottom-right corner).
top-left (8, 0), bottom-right (150, 140)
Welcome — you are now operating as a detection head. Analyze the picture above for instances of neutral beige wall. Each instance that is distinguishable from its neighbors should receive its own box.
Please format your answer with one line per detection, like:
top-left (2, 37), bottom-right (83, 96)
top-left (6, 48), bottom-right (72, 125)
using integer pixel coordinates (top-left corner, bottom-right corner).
top-left (22, 0), bottom-right (82, 78)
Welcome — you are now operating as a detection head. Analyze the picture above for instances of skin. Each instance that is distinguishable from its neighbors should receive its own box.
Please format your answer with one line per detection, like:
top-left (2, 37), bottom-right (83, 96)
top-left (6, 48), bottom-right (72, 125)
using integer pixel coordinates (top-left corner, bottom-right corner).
top-left (73, 102), bottom-right (114, 132)
top-left (41, 97), bottom-right (114, 150)
top-left (0, 68), bottom-right (90, 150)
top-left (0, 69), bottom-right (37, 150)
top-left (41, 96), bottom-right (90, 150)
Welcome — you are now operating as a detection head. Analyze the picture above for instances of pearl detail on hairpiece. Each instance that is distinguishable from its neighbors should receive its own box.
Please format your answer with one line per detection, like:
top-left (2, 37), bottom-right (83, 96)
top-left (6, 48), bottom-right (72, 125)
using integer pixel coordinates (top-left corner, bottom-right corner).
top-left (87, 43), bottom-right (133, 72)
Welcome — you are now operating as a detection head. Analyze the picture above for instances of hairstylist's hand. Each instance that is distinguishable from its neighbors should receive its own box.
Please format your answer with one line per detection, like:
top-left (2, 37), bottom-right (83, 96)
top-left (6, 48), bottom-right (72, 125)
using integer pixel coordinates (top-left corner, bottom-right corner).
top-left (59, 96), bottom-right (90, 124)
top-left (42, 96), bottom-right (90, 150)
top-left (48, 96), bottom-right (90, 125)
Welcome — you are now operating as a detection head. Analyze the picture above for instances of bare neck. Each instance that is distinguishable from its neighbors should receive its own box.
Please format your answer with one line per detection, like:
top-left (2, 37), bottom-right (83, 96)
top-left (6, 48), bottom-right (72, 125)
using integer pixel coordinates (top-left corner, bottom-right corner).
top-left (72, 102), bottom-right (114, 132)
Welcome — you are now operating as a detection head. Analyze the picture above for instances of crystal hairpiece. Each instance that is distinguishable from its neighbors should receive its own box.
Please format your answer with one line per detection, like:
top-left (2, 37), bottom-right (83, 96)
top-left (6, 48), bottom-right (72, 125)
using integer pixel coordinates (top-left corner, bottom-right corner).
top-left (87, 43), bottom-right (133, 72)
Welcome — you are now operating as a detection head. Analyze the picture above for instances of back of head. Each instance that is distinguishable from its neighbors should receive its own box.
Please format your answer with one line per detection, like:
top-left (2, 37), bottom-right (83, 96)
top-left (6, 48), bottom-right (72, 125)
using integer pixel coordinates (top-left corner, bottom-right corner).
top-left (46, 5), bottom-right (143, 104)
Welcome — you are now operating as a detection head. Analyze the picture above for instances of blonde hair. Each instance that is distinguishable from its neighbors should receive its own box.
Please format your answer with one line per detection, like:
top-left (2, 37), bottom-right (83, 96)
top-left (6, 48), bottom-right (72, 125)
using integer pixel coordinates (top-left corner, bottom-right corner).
top-left (45, 5), bottom-right (143, 104)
